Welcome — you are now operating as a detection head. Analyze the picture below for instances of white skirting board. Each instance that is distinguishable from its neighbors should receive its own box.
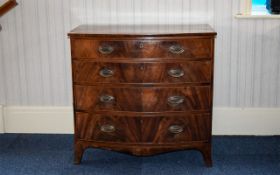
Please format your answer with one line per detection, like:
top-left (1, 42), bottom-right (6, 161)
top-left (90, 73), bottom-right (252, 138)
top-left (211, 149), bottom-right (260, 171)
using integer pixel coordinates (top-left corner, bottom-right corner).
top-left (1, 106), bottom-right (280, 135)
top-left (212, 108), bottom-right (280, 135)
top-left (3, 106), bottom-right (74, 134)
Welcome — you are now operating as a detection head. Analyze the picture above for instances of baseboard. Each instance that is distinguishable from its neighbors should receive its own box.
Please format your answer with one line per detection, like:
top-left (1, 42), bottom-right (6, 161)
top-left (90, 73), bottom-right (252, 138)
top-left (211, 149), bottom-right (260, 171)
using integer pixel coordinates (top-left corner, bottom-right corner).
top-left (1, 106), bottom-right (280, 135)
top-left (0, 105), bottom-right (4, 133)
top-left (3, 106), bottom-right (74, 134)
top-left (212, 108), bottom-right (280, 135)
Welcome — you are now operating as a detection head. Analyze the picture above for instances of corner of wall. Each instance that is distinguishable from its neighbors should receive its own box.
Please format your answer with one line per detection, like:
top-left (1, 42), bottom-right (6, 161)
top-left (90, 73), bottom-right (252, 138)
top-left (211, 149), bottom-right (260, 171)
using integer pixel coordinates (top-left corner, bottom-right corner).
top-left (0, 105), bottom-right (4, 133)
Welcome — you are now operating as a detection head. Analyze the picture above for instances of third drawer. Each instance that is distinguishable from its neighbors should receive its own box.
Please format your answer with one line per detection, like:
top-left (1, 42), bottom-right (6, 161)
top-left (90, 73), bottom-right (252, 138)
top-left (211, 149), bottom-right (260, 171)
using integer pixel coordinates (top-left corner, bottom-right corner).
top-left (74, 85), bottom-right (212, 112)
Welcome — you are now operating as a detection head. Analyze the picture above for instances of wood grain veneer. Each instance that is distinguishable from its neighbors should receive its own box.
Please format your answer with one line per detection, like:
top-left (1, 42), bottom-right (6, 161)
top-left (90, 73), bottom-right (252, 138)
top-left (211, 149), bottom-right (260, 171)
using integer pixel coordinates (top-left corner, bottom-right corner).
top-left (72, 61), bottom-right (212, 85)
top-left (70, 39), bottom-right (213, 60)
top-left (74, 85), bottom-right (211, 113)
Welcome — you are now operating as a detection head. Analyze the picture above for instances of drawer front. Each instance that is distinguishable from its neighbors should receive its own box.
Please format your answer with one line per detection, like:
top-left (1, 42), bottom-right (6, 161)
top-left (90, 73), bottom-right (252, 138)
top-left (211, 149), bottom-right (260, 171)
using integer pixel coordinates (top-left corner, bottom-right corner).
top-left (73, 61), bottom-right (212, 84)
top-left (141, 113), bottom-right (211, 143)
top-left (74, 86), bottom-right (211, 112)
top-left (75, 112), bottom-right (210, 143)
top-left (75, 112), bottom-right (141, 142)
top-left (71, 39), bottom-right (212, 60)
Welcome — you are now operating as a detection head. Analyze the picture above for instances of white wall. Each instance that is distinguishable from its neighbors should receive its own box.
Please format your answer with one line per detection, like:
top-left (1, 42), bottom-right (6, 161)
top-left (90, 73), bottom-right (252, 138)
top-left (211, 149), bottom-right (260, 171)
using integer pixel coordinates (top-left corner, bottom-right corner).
top-left (0, 0), bottom-right (280, 107)
top-left (0, 0), bottom-right (8, 6)
top-left (0, 0), bottom-right (280, 134)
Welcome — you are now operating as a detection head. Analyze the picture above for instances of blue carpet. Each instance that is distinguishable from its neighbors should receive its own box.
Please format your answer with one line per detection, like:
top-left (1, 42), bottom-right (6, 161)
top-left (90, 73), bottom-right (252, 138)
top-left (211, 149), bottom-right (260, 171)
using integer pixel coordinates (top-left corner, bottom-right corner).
top-left (0, 135), bottom-right (279, 175)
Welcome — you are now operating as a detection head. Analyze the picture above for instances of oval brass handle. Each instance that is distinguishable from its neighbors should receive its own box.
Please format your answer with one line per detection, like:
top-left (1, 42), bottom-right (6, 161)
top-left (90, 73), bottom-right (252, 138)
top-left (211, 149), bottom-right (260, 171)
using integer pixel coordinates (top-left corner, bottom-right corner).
top-left (100, 124), bottom-right (115, 133)
top-left (169, 45), bottom-right (185, 54)
top-left (99, 68), bottom-right (114, 78)
top-left (100, 95), bottom-right (115, 103)
top-left (168, 96), bottom-right (185, 106)
top-left (168, 68), bottom-right (184, 78)
top-left (168, 125), bottom-right (184, 134)
top-left (99, 45), bottom-right (114, 54)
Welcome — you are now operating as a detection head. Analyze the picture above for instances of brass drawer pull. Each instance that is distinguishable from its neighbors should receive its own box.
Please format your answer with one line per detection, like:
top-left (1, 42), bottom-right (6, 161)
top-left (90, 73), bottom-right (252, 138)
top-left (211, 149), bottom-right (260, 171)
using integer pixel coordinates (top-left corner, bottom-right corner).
top-left (100, 124), bottom-right (115, 133)
top-left (99, 45), bottom-right (114, 54)
top-left (100, 68), bottom-right (114, 78)
top-left (169, 44), bottom-right (185, 54)
top-left (100, 95), bottom-right (115, 103)
top-left (168, 125), bottom-right (184, 134)
top-left (168, 96), bottom-right (185, 106)
top-left (168, 68), bottom-right (184, 78)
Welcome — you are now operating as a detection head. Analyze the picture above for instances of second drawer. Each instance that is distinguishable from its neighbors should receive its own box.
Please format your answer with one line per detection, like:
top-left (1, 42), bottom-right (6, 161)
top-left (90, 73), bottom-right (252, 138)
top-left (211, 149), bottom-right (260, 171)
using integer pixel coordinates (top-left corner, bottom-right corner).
top-left (74, 85), bottom-right (211, 112)
top-left (73, 61), bottom-right (212, 84)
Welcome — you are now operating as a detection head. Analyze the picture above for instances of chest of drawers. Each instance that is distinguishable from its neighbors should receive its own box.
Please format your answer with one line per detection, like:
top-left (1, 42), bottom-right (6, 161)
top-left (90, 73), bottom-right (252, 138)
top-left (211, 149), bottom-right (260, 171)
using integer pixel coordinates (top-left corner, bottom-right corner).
top-left (68, 24), bottom-right (216, 167)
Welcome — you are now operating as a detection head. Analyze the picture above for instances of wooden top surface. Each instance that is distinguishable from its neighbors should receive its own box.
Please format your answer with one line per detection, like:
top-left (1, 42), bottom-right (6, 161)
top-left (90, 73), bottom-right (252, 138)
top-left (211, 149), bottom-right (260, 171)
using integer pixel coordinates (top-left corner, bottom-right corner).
top-left (68, 24), bottom-right (217, 37)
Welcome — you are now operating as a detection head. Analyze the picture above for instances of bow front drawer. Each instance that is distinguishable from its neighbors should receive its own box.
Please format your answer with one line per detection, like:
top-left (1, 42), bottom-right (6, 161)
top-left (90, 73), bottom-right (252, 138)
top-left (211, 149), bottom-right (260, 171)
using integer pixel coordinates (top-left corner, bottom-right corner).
top-left (74, 85), bottom-right (211, 112)
top-left (75, 112), bottom-right (211, 143)
top-left (73, 61), bottom-right (212, 85)
top-left (70, 39), bottom-right (213, 60)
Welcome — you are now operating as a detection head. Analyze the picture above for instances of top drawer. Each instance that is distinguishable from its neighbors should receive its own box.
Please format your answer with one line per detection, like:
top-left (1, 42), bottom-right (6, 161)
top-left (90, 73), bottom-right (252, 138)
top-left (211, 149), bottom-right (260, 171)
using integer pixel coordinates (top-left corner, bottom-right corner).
top-left (70, 38), bottom-right (213, 60)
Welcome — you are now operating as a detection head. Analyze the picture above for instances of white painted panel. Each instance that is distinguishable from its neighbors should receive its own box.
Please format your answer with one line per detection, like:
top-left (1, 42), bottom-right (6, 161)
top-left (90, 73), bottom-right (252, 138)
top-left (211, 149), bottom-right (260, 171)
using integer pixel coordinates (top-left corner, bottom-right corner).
top-left (14, 1), bottom-right (28, 105)
top-left (37, 0), bottom-right (53, 105)
top-left (0, 0), bottom-right (280, 107)
top-left (253, 20), bottom-right (264, 107)
top-left (1, 10), bottom-right (22, 104)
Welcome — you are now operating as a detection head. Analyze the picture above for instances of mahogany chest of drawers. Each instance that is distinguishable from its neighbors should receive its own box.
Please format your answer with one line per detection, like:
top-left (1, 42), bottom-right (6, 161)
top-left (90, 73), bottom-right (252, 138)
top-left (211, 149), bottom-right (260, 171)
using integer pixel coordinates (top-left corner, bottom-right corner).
top-left (68, 24), bottom-right (217, 166)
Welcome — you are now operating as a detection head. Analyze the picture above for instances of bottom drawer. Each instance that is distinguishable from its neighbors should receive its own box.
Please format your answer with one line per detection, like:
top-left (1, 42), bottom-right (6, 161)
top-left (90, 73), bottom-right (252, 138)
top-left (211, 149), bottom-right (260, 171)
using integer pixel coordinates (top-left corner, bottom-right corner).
top-left (75, 112), bottom-right (211, 144)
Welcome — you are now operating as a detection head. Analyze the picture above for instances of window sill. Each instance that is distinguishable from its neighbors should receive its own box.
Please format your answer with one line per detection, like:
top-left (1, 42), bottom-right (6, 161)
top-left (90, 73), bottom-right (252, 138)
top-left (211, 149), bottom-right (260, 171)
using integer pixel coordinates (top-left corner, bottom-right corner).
top-left (235, 13), bottom-right (280, 19)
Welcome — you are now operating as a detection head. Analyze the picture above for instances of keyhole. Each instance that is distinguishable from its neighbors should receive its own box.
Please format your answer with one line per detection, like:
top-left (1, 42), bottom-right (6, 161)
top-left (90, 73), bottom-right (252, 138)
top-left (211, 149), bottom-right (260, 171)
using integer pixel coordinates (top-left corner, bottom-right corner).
top-left (139, 42), bottom-right (144, 49)
top-left (139, 64), bottom-right (144, 70)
